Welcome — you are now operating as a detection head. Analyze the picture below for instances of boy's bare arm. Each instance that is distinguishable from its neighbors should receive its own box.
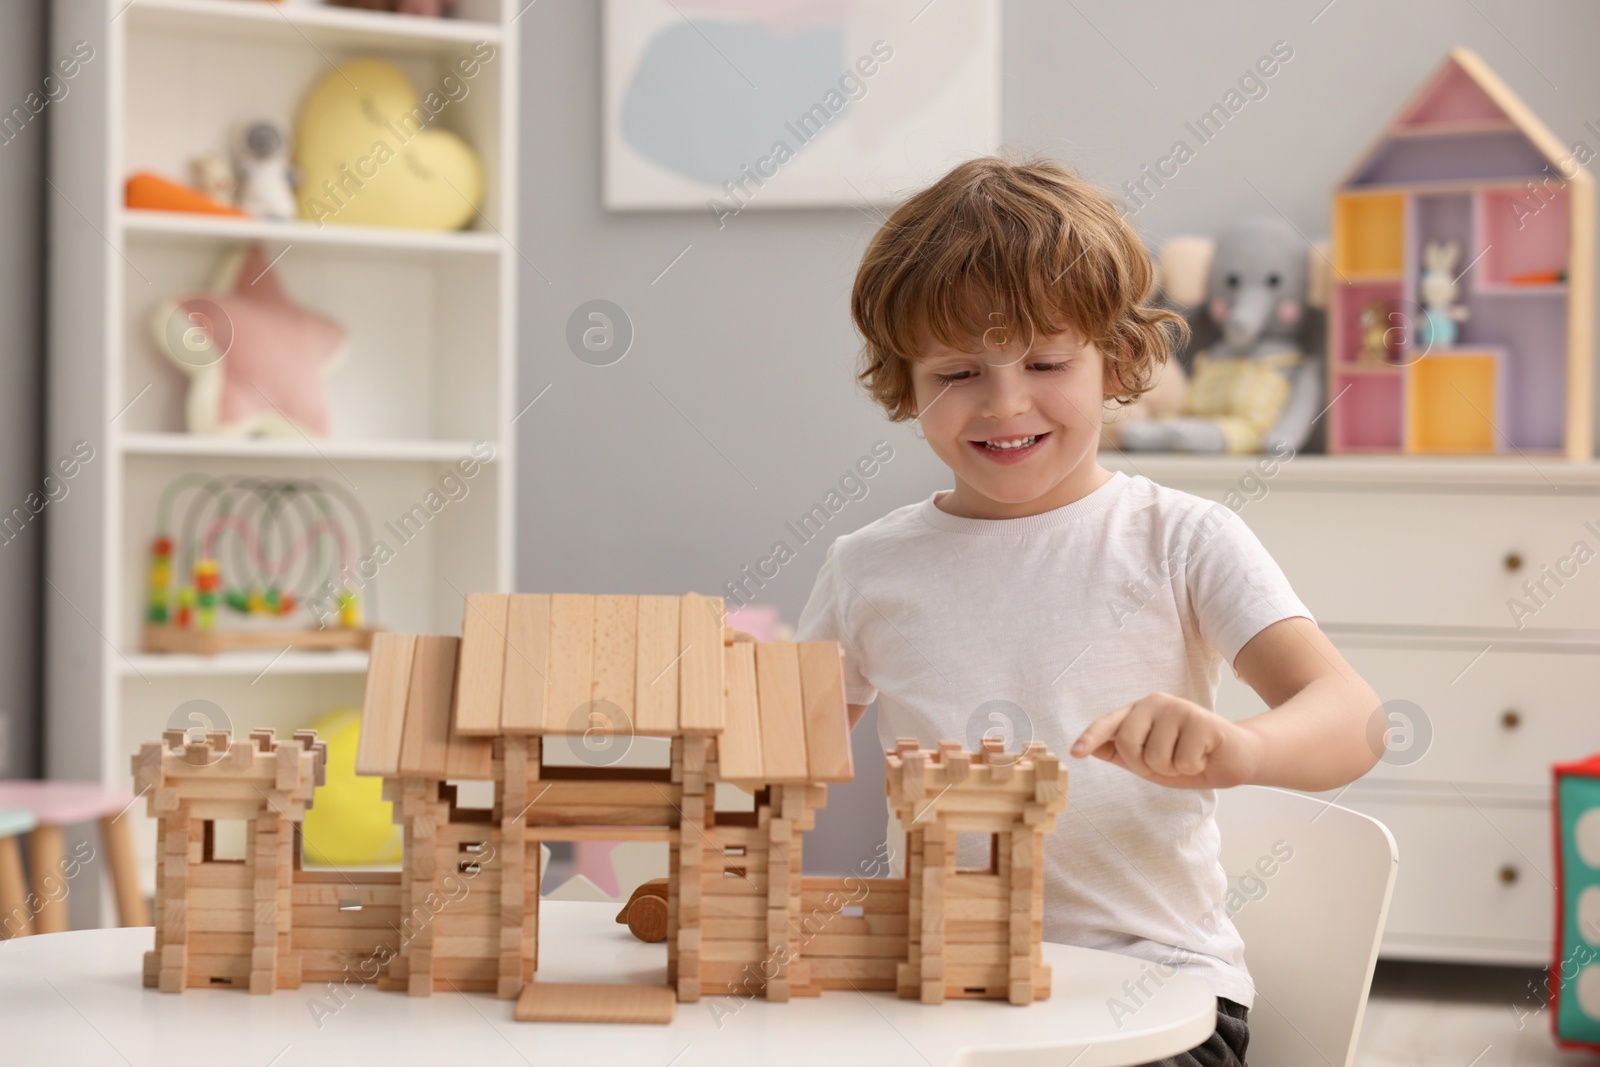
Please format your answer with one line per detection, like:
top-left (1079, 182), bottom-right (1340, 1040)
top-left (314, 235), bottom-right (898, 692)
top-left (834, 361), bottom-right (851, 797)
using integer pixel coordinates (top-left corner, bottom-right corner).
top-left (1070, 616), bottom-right (1383, 792)
top-left (1227, 615), bottom-right (1383, 792)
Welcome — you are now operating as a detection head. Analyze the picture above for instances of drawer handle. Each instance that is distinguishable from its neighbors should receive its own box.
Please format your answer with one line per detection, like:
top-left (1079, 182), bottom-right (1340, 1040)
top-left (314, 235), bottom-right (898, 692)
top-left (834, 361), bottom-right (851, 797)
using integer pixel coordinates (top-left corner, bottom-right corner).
top-left (1499, 864), bottom-right (1519, 885)
top-left (1501, 709), bottom-right (1522, 730)
top-left (1504, 551), bottom-right (1523, 572)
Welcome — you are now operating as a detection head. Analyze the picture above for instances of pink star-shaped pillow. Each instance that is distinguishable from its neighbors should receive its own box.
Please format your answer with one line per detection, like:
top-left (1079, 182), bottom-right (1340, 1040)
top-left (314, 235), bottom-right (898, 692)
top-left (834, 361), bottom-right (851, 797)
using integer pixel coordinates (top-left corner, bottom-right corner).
top-left (153, 243), bottom-right (347, 437)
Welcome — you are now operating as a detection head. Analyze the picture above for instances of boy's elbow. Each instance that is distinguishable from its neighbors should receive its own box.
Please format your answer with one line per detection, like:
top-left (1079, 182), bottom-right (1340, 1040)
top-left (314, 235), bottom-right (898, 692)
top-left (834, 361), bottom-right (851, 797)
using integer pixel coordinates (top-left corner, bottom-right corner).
top-left (1345, 676), bottom-right (1386, 783)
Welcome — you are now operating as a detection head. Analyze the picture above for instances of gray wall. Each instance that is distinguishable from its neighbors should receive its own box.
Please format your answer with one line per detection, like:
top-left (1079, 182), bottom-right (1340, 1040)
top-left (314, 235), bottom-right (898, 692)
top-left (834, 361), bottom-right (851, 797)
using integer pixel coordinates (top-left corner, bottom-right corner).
top-left (0, 0), bottom-right (45, 779)
top-left (515, 0), bottom-right (1600, 871)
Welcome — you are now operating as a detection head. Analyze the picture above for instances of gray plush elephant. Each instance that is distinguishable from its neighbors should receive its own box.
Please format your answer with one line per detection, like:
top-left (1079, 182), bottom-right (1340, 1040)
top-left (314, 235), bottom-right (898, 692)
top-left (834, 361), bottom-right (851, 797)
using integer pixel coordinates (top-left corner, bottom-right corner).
top-left (1122, 217), bottom-right (1324, 454)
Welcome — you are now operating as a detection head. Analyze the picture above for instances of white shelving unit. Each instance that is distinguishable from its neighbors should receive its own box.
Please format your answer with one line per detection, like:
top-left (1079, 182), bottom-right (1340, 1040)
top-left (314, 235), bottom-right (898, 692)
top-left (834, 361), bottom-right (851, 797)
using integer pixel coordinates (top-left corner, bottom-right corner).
top-left (47, 0), bottom-right (517, 925)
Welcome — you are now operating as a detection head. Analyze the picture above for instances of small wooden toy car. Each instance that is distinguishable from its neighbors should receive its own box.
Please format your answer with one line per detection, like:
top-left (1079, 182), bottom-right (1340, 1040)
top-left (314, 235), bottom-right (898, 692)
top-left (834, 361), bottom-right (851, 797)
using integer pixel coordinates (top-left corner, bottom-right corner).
top-left (615, 878), bottom-right (670, 942)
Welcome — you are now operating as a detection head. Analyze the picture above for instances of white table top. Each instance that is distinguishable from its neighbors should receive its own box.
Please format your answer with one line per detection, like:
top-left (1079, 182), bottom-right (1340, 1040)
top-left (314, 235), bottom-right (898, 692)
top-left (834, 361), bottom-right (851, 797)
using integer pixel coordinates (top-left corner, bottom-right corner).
top-left (0, 901), bottom-right (1216, 1067)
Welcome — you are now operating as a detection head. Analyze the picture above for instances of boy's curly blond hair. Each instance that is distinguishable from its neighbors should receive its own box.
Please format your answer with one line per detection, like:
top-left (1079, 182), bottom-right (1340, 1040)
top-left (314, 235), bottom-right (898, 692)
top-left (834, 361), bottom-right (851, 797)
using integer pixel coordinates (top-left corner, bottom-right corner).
top-left (851, 155), bottom-right (1187, 422)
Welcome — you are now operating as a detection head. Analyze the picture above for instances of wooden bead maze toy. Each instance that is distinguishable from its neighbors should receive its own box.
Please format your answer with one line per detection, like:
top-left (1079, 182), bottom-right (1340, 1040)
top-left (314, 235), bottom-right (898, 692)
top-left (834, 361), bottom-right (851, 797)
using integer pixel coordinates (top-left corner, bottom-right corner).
top-left (141, 473), bottom-right (378, 654)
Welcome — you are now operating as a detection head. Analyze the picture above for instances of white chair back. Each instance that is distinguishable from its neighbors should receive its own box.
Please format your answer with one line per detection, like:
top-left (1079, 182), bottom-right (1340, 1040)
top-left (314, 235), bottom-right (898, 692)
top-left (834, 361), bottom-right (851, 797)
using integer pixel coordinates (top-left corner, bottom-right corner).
top-left (1215, 786), bottom-right (1399, 1067)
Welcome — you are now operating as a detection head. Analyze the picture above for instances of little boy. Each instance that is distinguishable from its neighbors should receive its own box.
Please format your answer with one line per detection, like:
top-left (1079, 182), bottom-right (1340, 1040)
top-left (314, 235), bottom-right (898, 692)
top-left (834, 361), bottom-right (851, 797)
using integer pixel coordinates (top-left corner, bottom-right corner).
top-left (792, 156), bottom-right (1382, 1067)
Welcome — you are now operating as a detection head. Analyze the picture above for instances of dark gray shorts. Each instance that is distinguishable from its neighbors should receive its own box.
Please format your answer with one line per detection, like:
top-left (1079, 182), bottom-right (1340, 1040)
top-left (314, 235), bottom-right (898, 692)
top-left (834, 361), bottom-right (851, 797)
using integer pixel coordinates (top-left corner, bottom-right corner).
top-left (1137, 996), bottom-right (1249, 1067)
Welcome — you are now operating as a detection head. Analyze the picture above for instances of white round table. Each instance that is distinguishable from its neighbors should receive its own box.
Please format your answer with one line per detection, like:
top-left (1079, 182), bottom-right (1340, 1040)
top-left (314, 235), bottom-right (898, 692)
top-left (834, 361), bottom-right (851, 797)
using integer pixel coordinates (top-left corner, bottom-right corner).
top-left (0, 901), bottom-right (1216, 1066)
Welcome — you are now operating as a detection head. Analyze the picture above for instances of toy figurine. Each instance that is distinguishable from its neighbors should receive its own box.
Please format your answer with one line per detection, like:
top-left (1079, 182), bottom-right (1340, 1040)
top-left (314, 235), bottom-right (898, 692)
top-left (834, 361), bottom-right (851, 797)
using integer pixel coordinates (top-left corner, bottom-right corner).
top-left (233, 120), bottom-right (296, 221)
top-left (1415, 239), bottom-right (1468, 350)
top-left (189, 152), bottom-right (236, 206)
top-left (1358, 300), bottom-right (1395, 364)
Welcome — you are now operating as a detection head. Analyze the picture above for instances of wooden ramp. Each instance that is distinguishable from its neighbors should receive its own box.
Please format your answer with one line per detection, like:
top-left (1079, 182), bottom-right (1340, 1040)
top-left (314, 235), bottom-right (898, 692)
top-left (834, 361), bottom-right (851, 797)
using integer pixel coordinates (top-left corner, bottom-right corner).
top-left (514, 981), bottom-right (676, 1024)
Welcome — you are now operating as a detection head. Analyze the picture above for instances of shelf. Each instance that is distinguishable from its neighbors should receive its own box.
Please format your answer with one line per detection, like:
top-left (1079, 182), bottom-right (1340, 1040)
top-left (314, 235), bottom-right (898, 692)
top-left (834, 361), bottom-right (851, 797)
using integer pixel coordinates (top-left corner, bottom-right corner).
top-left (121, 433), bottom-right (494, 463)
top-left (120, 649), bottom-right (371, 678)
top-left (124, 0), bottom-right (502, 54)
top-left (1335, 271), bottom-right (1405, 283)
top-left (1333, 363), bottom-right (1402, 375)
top-left (122, 210), bottom-right (503, 255)
top-left (1341, 177), bottom-right (1561, 199)
top-left (1389, 119), bottom-right (1518, 139)
top-left (1473, 283), bottom-right (1567, 296)
top-left (1101, 452), bottom-right (1600, 488)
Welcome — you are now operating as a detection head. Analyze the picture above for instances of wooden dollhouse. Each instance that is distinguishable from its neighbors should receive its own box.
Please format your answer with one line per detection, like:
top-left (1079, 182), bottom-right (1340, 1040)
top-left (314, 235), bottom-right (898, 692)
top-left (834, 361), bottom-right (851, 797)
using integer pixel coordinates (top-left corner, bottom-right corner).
top-left (132, 592), bottom-right (1069, 1024)
top-left (1327, 47), bottom-right (1594, 458)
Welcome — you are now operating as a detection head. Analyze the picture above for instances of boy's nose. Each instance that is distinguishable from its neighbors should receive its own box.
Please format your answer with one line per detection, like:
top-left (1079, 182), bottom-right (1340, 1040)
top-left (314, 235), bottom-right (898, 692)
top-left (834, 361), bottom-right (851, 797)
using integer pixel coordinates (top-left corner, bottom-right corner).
top-left (982, 370), bottom-right (1034, 419)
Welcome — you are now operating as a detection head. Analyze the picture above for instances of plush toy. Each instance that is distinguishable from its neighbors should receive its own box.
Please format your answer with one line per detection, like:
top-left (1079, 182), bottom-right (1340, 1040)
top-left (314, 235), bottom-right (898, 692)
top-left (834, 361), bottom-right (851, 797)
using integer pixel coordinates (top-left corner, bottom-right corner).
top-left (1416, 239), bottom-right (1468, 350)
top-left (294, 58), bottom-right (483, 230)
top-left (1118, 217), bottom-right (1327, 455)
top-left (300, 707), bottom-right (403, 867)
top-left (1100, 236), bottom-right (1206, 450)
top-left (125, 171), bottom-right (248, 216)
top-left (151, 242), bottom-right (347, 437)
top-left (233, 120), bottom-right (297, 221)
top-left (189, 153), bottom-right (236, 206)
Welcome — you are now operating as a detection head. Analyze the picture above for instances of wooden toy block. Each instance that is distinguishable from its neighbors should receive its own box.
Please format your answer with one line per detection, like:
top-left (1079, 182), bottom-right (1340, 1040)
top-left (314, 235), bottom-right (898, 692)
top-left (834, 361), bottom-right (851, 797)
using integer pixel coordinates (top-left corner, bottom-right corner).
top-left (131, 592), bottom-right (1070, 1021)
top-left (797, 643), bottom-right (853, 782)
top-left (635, 595), bottom-right (682, 734)
top-left (517, 981), bottom-right (676, 1024)
top-left (456, 593), bottom-right (511, 736)
top-left (754, 642), bottom-right (807, 781)
top-left (678, 594), bottom-right (725, 733)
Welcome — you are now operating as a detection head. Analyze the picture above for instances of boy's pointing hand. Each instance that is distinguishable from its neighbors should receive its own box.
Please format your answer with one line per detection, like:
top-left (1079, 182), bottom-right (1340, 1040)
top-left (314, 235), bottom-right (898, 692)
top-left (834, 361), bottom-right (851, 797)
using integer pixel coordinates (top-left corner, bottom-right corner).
top-left (1069, 692), bottom-right (1262, 790)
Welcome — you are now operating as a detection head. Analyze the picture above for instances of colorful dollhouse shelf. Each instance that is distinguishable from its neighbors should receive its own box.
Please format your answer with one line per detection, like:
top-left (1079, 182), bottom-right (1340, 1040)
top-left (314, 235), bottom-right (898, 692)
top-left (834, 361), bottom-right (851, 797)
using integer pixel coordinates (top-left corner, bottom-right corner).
top-left (141, 625), bottom-right (377, 656)
top-left (1328, 48), bottom-right (1594, 459)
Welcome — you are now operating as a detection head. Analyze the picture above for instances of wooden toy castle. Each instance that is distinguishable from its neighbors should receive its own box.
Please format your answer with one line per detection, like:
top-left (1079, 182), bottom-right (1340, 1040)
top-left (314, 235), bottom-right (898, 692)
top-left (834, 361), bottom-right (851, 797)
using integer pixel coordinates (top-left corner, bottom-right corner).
top-left (1328, 47), bottom-right (1594, 458)
top-left (133, 593), bottom-right (1069, 1023)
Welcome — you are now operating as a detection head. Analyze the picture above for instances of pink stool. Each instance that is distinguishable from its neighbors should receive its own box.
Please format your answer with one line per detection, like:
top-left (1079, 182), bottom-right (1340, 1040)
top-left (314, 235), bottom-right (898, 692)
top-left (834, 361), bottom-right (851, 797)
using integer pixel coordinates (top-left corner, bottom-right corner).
top-left (0, 781), bottom-right (149, 934)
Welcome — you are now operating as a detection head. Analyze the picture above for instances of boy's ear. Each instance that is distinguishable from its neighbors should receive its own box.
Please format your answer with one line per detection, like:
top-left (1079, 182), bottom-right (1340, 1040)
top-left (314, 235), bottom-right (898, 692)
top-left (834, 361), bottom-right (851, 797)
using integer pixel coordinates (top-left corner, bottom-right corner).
top-left (1102, 351), bottom-right (1129, 396)
top-left (1103, 365), bottom-right (1122, 395)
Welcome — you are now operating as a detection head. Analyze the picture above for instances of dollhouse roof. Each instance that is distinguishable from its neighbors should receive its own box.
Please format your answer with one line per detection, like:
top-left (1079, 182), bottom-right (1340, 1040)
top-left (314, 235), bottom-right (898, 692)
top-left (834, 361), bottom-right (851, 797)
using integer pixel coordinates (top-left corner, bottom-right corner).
top-left (1338, 47), bottom-right (1585, 189)
top-left (354, 593), bottom-right (855, 786)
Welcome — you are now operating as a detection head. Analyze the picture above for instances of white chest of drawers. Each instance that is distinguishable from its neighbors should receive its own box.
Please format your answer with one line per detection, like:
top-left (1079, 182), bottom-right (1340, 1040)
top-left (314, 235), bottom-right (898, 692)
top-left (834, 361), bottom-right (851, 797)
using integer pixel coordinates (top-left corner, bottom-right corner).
top-left (1104, 453), bottom-right (1600, 965)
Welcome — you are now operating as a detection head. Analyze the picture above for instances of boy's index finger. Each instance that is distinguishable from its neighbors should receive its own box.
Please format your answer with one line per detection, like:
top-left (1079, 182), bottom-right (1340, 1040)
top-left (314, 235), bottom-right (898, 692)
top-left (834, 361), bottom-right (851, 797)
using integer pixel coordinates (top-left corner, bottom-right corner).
top-left (1070, 703), bottom-right (1131, 757)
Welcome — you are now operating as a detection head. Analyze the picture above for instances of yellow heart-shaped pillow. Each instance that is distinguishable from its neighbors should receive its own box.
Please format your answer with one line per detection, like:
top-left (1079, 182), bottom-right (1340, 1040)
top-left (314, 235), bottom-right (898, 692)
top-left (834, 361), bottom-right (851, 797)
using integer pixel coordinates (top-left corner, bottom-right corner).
top-left (294, 58), bottom-right (483, 231)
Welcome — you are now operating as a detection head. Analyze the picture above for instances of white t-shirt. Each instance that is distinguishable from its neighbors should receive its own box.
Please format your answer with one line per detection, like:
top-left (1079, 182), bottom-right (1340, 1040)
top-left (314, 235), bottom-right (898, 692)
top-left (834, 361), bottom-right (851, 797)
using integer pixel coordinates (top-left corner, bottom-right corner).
top-left (793, 468), bottom-right (1315, 1010)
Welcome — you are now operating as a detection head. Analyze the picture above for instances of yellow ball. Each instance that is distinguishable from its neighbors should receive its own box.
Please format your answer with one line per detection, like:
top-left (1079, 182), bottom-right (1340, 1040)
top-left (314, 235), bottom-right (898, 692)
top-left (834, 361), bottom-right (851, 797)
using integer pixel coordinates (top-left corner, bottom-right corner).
top-left (300, 707), bottom-right (402, 867)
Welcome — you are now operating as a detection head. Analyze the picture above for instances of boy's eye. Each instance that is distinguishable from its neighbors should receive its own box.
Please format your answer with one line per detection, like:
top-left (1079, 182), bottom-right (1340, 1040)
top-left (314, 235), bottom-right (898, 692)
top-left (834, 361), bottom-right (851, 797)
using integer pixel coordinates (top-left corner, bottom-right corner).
top-left (931, 362), bottom-right (1069, 385)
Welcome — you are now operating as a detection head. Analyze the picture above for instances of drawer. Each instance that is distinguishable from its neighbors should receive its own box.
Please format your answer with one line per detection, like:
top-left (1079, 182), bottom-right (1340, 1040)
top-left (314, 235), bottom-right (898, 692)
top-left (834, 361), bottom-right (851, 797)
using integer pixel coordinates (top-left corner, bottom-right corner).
top-left (1216, 639), bottom-right (1600, 788)
top-left (1340, 795), bottom-right (1551, 948)
top-left (1192, 487), bottom-right (1600, 633)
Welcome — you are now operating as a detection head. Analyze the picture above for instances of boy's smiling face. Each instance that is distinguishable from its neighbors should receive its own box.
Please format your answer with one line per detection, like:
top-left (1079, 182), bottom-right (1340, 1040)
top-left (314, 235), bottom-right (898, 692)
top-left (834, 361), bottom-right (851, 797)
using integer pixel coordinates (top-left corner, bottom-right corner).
top-left (910, 321), bottom-right (1115, 520)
